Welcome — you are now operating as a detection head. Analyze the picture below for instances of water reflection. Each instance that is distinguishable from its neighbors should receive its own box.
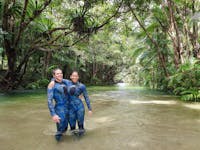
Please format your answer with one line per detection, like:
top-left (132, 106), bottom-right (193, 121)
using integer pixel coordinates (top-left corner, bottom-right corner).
top-left (116, 82), bottom-right (127, 87)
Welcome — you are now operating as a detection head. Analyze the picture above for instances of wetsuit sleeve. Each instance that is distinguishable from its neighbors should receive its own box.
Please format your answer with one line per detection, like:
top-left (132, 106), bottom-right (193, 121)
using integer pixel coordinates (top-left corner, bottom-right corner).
top-left (62, 79), bottom-right (71, 86)
top-left (47, 88), bottom-right (56, 116)
top-left (82, 85), bottom-right (92, 111)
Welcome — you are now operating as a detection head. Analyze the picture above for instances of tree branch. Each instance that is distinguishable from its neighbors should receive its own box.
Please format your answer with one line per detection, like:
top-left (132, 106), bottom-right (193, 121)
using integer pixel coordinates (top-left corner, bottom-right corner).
top-left (36, 33), bottom-right (90, 52)
top-left (93, 1), bottom-right (123, 32)
top-left (14, 0), bottom-right (29, 46)
top-left (24, 0), bottom-right (52, 27)
top-left (154, 16), bottom-right (173, 40)
top-left (44, 27), bottom-right (71, 35)
top-left (14, 0), bottom-right (52, 46)
top-left (37, 29), bottom-right (74, 47)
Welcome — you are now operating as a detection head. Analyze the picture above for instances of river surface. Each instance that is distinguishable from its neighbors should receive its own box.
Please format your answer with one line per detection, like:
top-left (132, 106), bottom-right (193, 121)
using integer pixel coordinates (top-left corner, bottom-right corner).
top-left (0, 86), bottom-right (200, 150)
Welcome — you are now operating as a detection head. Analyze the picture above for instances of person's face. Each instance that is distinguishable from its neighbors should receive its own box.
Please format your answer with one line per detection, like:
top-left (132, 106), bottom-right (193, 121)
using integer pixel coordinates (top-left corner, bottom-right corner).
top-left (53, 69), bottom-right (63, 82)
top-left (70, 72), bottom-right (79, 83)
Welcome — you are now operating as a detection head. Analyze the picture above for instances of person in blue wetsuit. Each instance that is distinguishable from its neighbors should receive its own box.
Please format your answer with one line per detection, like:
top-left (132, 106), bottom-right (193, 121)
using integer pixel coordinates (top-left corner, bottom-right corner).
top-left (47, 68), bottom-right (71, 141)
top-left (67, 71), bottom-right (92, 136)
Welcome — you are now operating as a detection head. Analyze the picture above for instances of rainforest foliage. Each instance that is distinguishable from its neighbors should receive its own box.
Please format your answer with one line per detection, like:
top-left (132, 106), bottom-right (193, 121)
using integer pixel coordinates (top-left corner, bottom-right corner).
top-left (0, 0), bottom-right (200, 101)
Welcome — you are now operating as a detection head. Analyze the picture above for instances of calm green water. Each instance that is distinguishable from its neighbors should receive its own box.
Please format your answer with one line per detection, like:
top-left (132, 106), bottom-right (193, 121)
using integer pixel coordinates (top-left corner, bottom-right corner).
top-left (0, 85), bottom-right (200, 150)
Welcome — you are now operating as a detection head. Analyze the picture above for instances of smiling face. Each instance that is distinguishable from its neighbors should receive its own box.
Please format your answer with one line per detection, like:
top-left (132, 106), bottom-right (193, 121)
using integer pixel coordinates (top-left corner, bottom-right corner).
top-left (53, 69), bottom-right (63, 82)
top-left (70, 71), bottom-right (79, 83)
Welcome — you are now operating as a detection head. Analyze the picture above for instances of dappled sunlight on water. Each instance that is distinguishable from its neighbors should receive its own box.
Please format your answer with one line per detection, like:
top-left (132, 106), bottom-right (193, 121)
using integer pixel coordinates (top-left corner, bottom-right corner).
top-left (183, 103), bottom-right (200, 110)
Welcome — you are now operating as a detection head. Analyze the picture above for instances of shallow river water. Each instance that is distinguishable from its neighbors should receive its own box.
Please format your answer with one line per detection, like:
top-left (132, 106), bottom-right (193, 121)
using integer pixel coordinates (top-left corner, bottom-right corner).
top-left (0, 86), bottom-right (200, 150)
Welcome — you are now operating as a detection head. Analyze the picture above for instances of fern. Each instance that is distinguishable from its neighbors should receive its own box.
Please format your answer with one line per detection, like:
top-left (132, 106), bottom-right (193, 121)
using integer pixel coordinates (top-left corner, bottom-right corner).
top-left (180, 89), bottom-right (200, 102)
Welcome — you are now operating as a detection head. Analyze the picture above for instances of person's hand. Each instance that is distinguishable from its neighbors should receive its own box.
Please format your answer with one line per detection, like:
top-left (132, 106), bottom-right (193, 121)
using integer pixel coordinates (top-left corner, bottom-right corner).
top-left (79, 94), bottom-right (83, 99)
top-left (52, 115), bottom-right (61, 123)
top-left (88, 110), bottom-right (93, 117)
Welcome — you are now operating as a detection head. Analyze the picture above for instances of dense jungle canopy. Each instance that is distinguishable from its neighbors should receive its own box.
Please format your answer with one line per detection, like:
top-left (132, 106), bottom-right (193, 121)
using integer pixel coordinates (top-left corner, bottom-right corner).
top-left (0, 0), bottom-right (200, 101)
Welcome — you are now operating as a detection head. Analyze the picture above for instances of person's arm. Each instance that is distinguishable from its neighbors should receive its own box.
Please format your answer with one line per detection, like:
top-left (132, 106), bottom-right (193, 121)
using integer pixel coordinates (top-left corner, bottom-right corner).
top-left (47, 88), bottom-right (56, 116)
top-left (62, 79), bottom-right (71, 86)
top-left (47, 82), bottom-right (60, 123)
top-left (82, 84), bottom-right (92, 111)
top-left (51, 78), bottom-right (71, 86)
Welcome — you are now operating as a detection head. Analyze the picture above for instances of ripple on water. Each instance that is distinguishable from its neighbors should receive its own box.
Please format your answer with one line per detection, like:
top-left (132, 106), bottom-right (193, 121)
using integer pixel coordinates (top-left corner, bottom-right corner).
top-left (129, 100), bottom-right (177, 105)
top-left (93, 116), bottom-right (115, 123)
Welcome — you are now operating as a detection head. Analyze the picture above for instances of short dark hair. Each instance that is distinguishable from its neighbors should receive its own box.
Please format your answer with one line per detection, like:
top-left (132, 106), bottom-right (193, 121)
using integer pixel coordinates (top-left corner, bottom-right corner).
top-left (52, 68), bottom-right (62, 75)
top-left (71, 70), bottom-right (79, 75)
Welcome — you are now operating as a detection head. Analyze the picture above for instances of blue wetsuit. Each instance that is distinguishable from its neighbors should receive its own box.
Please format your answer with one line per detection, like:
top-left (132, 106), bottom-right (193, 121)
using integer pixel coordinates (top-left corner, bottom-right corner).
top-left (47, 80), bottom-right (71, 138)
top-left (66, 81), bottom-right (92, 131)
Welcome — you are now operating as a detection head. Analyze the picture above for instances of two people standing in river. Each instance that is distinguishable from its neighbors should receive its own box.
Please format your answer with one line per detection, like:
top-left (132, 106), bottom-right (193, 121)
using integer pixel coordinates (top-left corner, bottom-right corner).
top-left (47, 69), bottom-right (92, 141)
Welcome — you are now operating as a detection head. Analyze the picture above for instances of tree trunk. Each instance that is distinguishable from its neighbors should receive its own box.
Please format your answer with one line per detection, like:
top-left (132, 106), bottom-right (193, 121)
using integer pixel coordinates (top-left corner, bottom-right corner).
top-left (167, 0), bottom-right (182, 68)
top-left (43, 51), bottom-right (52, 78)
top-left (128, 4), bottom-right (169, 77)
top-left (0, 44), bottom-right (33, 90)
top-left (191, 0), bottom-right (200, 59)
top-left (1, 1), bottom-right (17, 90)
top-left (0, 45), bottom-right (17, 90)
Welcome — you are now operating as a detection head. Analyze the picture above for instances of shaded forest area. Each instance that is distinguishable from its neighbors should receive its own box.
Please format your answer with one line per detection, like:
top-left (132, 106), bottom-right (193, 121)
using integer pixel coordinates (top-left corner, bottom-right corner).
top-left (0, 0), bottom-right (200, 101)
